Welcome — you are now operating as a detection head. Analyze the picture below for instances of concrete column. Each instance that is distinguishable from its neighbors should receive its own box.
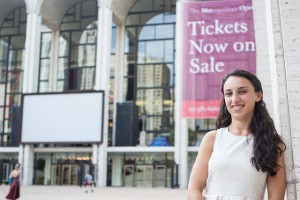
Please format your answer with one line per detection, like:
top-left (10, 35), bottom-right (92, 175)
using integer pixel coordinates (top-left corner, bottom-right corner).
top-left (95, 0), bottom-right (113, 187)
top-left (92, 144), bottom-right (99, 183)
top-left (22, 0), bottom-right (43, 186)
top-left (22, 145), bottom-right (34, 185)
top-left (112, 24), bottom-right (126, 146)
top-left (275, 0), bottom-right (300, 198)
top-left (23, 0), bottom-right (43, 93)
top-left (92, 144), bottom-right (98, 165)
top-left (111, 155), bottom-right (123, 186)
top-left (175, 0), bottom-right (189, 189)
top-left (265, 0), bottom-right (299, 199)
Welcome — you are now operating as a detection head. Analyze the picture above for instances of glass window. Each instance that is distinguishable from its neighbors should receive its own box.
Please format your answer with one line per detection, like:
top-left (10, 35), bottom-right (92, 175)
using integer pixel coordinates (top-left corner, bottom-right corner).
top-left (40, 59), bottom-right (50, 80)
top-left (144, 14), bottom-right (163, 24)
top-left (164, 41), bottom-right (174, 62)
top-left (40, 32), bottom-right (52, 58)
top-left (38, 31), bottom-right (51, 92)
top-left (188, 119), bottom-right (217, 146)
top-left (0, 6), bottom-right (26, 147)
top-left (0, 6), bottom-right (27, 147)
top-left (82, 1), bottom-right (97, 16)
top-left (0, 7), bottom-right (26, 36)
top-left (139, 26), bottom-right (155, 40)
top-left (155, 24), bottom-right (174, 39)
top-left (39, 82), bottom-right (49, 93)
top-left (58, 1), bottom-right (99, 91)
top-left (123, 0), bottom-right (176, 145)
top-left (111, 24), bottom-right (116, 54)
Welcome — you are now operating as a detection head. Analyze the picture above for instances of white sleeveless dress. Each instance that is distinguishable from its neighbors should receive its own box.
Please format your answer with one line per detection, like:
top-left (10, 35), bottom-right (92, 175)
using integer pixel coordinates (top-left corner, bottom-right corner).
top-left (205, 128), bottom-right (267, 200)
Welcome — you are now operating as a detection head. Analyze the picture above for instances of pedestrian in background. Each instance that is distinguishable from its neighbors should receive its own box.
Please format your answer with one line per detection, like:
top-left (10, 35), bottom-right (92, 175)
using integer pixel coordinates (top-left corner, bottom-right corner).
top-left (6, 163), bottom-right (21, 200)
top-left (188, 69), bottom-right (286, 200)
top-left (84, 173), bottom-right (94, 193)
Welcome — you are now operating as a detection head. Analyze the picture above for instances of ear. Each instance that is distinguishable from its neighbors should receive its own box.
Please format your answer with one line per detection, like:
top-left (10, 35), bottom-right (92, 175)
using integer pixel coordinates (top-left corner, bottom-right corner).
top-left (256, 92), bottom-right (262, 102)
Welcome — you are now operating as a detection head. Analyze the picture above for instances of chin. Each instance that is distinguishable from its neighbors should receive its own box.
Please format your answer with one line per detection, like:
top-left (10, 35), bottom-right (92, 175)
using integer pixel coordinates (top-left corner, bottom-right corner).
top-left (230, 113), bottom-right (245, 119)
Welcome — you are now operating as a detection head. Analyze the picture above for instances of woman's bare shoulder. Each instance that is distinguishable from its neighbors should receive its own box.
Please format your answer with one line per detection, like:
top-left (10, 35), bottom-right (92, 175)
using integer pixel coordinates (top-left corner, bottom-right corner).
top-left (200, 130), bottom-right (218, 149)
top-left (203, 130), bottom-right (217, 141)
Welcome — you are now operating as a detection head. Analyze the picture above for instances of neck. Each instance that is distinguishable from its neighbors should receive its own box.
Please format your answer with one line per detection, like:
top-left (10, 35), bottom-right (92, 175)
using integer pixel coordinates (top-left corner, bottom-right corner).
top-left (228, 120), bottom-right (251, 136)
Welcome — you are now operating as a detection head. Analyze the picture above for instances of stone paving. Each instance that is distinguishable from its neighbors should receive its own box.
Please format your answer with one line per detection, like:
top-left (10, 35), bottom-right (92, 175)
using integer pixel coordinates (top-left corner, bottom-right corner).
top-left (0, 185), bottom-right (187, 200)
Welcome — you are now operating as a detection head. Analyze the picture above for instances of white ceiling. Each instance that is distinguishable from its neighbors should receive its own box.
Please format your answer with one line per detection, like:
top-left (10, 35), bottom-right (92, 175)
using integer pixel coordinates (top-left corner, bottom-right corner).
top-left (0, 0), bottom-right (138, 31)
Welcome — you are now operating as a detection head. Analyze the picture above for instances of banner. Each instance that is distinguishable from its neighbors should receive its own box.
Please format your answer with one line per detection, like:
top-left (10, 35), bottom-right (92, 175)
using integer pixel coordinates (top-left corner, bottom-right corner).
top-left (182, 0), bottom-right (256, 118)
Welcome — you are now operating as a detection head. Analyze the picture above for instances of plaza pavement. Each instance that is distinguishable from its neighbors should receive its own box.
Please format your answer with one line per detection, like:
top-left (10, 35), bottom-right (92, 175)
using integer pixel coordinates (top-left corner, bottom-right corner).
top-left (0, 185), bottom-right (187, 200)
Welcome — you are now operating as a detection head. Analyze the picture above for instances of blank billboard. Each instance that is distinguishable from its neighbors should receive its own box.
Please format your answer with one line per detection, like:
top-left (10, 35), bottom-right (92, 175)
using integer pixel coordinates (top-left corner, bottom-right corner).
top-left (21, 91), bottom-right (104, 143)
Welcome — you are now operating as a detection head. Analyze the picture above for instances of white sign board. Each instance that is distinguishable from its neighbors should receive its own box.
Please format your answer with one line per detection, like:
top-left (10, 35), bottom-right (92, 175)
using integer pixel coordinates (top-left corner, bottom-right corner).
top-left (21, 92), bottom-right (104, 143)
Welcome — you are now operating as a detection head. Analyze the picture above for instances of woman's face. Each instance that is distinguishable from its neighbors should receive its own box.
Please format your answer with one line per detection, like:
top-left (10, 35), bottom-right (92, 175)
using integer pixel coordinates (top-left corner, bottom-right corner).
top-left (223, 76), bottom-right (262, 121)
top-left (15, 164), bottom-right (20, 170)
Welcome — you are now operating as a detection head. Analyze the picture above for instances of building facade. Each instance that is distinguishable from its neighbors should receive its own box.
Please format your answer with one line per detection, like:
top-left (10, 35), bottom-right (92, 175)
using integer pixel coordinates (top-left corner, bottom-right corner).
top-left (0, 0), bottom-right (299, 198)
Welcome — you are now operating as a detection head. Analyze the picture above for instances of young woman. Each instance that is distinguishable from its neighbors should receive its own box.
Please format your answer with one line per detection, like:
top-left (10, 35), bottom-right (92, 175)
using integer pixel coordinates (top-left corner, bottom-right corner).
top-left (188, 70), bottom-right (286, 200)
top-left (6, 163), bottom-right (21, 200)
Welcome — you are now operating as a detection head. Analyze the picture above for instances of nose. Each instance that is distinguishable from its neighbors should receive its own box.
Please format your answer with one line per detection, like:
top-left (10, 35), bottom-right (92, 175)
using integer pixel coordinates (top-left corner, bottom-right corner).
top-left (232, 92), bottom-right (240, 103)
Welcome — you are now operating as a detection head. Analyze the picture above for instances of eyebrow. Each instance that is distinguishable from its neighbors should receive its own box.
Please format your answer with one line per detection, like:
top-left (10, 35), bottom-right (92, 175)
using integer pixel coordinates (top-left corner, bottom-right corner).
top-left (224, 86), bottom-right (249, 92)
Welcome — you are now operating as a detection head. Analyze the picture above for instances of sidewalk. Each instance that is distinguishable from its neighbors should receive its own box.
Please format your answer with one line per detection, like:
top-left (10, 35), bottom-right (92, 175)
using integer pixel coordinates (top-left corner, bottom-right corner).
top-left (0, 185), bottom-right (187, 200)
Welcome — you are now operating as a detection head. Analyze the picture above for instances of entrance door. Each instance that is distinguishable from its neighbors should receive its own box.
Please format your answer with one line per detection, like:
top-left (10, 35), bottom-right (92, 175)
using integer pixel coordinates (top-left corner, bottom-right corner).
top-left (51, 164), bottom-right (78, 185)
top-left (51, 165), bottom-right (61, 185)
top-left (61, 164), bottom-right (78, 185)
top-left (135, 165), bottom-right (154, 187)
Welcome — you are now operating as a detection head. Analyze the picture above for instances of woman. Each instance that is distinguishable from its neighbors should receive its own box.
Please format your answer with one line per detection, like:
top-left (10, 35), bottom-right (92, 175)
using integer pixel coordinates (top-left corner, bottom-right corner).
top-left (188, 70), bottom-right (286, 200)
top-left (6, 163), bottom-right (21, 200)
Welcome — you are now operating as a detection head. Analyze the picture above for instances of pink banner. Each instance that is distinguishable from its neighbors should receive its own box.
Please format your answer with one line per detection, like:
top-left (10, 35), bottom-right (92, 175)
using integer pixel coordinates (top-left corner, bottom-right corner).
top-left (182, 0), bottom-right (256, 118)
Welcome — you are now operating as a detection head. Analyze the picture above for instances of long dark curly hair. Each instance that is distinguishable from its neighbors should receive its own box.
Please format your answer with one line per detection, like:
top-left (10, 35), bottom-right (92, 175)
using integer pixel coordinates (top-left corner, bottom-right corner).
top-left (216, 69), bottom-right (286, 176)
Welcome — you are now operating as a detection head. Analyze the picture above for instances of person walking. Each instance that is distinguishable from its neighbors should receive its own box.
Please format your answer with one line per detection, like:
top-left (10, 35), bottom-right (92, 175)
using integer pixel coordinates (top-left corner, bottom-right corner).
top-left (188, 69), bottom-right (286, 200)
top-left (6, 163), bottom-right (21, 200)
top-left (84, 173), bottom-right (94, 193)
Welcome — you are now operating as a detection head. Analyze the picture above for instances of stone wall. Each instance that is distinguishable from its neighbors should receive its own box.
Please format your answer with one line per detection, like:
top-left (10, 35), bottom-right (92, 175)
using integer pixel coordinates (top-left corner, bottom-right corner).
top-left (271, 0), bottom-right (300, 199)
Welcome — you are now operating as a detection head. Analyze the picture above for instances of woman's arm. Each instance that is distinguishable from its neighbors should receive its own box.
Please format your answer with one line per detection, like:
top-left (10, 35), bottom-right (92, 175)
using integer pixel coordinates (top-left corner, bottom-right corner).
top-left (187, 130), bottom-right (216, 200)
top-left (267, 145), bottom-right (286, 200)
top-left (11, 169), bottom-right (20, 178)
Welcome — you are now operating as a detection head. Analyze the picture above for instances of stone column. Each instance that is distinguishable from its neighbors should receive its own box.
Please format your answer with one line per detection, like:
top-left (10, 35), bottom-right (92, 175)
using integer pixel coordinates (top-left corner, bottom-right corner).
top-left (175, 0), bottom-right (189, 189)
top-left (111, 155), bottom-right (123, 186)
top-left (23, 0), bottom-right (43, 93)
top-left (95, 0), bottom-right (113, 187)
top-left (22, 144), bottom-right (34, 185)
top-left (277, 0), bottom-right (300, 198)
top-left (265, 0), bottom-right (299, 199)
top-left (112, 24), bottom-right (126, 146)
top-left (22, 0), bottom-right (43, 186)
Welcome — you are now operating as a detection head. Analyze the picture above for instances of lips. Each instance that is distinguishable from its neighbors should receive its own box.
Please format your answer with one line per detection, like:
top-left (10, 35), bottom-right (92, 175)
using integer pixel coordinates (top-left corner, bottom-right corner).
top-left (231, 105), bottom-right (244, 111)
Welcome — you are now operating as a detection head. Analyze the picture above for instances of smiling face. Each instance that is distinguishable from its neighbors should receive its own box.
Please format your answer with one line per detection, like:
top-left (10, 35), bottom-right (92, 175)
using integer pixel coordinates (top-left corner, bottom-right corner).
top-left (223, 76), bottom-right (262, 121)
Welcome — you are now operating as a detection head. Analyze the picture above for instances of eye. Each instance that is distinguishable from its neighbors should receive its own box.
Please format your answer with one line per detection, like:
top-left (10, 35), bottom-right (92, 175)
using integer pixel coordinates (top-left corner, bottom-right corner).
top-left (239, 90), bottom-right (247, 94)
top-left (224, 92), bottom-right (232, 97)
